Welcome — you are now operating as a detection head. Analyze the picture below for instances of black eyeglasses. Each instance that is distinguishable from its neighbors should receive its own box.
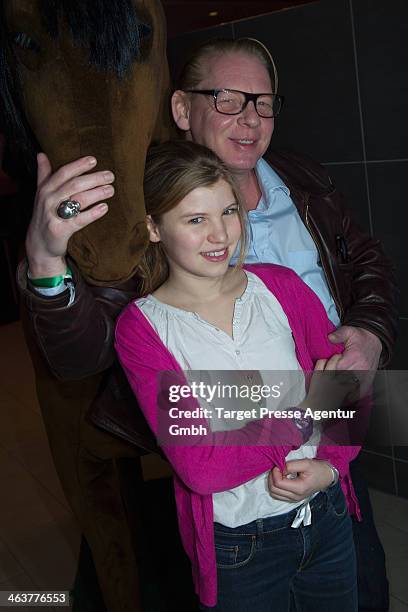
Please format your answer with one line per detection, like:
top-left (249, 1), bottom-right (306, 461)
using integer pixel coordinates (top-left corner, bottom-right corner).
top-left (185, 88), bottom-right (284, 118)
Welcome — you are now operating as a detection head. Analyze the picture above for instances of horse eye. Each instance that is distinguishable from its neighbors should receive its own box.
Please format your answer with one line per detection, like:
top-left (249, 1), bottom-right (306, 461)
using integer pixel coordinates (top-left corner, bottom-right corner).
top-left (12, 32), bottom-right (41, 53)
top-left (139, 23), bottom-right (151, 39)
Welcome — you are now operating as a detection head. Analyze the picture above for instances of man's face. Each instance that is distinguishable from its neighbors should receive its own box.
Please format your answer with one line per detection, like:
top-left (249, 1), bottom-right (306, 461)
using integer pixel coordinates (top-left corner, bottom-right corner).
top-left (173, 52), bottom-right (274, 176)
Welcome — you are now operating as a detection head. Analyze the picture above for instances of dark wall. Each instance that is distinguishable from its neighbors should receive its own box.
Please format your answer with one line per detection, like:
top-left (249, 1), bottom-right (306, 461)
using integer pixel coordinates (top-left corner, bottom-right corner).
top-left (168, 0), bottom-right (408, 497)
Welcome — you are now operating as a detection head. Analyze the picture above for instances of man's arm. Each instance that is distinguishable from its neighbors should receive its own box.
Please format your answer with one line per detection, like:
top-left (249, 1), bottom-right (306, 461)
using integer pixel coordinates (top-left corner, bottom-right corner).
top-left (17, 257), bottom-right (140, 380)
top-left (266, 149), bottom-right (399, 368)
top-left (330, 192), bottom-right (399, 369)
top-left (17, 152), bottom-right (125, 380)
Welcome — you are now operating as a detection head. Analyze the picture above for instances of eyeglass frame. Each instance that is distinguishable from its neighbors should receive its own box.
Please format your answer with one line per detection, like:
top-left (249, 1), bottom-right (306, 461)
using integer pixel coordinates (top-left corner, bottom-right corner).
top-left (184, 88), bottom-right (284, 118)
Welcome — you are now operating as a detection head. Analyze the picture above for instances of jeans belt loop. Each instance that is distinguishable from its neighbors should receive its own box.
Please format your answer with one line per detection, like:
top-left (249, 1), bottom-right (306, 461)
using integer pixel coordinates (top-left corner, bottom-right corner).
top-left (256, 518), bottom-right (264, 548)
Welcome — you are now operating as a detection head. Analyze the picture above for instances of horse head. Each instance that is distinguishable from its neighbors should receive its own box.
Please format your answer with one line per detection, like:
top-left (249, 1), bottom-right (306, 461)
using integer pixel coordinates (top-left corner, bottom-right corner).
top-left (1, 0), bottom-right (172, 284)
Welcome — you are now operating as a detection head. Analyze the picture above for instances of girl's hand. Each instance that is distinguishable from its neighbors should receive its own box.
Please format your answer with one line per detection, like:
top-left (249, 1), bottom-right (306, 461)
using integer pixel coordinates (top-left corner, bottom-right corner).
top-left (26, 153), bottom-right (114, 277)
top-left (268, 458), bottom-right (333, 502)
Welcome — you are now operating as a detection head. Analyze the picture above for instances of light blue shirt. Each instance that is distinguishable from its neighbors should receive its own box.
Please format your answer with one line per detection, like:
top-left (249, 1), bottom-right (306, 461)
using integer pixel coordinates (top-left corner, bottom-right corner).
top-left (232, 158), bottom-right (340, 326)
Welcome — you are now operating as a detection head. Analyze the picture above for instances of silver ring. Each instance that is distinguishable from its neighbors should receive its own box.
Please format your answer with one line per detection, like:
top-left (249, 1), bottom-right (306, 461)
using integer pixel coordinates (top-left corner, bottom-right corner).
top-left (56, 199), bottom-right (81, 219)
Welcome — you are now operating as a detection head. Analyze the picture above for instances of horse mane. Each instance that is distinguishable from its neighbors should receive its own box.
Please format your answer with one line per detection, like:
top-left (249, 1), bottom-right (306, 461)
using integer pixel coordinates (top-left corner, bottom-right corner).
top-left (40, 0), bottom-right (151, 76)
top-left (0, 0), bottom-right (152, 174)
top-left (0, 15), bottom-right (38, 175)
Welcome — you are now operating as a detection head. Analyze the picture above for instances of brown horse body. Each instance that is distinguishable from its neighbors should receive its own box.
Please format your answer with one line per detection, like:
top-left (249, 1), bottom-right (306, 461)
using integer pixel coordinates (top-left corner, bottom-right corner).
top-left (2, 2), bottom-right (173, 609)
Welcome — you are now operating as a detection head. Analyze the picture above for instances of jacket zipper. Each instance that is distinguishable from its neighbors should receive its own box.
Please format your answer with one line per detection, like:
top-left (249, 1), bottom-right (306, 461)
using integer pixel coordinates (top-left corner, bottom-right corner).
top-left (303, 200), bottom-right (344, 321)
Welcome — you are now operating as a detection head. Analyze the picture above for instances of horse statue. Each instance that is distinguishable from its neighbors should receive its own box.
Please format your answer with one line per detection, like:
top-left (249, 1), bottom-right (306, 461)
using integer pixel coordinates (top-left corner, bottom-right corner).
top-left (1, 1), bottom-right (172, 610)
top-left (1, 0), bottom-right (171, 283)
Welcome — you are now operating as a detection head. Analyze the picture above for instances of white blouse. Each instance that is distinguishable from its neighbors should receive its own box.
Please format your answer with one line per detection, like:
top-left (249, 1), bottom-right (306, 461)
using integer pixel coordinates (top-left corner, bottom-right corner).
top-left (135, 271), bottom-right (319, 527)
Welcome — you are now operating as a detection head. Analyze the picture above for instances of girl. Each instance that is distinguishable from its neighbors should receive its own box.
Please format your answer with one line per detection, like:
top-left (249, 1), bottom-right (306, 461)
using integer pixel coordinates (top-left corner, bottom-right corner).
top-left (115, 140), bottom-right (360, 611)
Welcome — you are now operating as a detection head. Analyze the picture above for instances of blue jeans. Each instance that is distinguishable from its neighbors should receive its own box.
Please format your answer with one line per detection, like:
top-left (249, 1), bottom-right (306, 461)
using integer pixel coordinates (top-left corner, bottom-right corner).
top-left (349, 457), bottom-right (389, 611)
top-left (201, 483), bottom-right (357, 612)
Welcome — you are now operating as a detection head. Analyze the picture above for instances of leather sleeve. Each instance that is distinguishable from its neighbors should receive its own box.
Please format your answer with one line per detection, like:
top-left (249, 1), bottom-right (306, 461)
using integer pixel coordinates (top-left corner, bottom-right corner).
top-left (335, 190), bottom-right (399, 367)
top-left (265, 149), bottom-right (399, 368)
top-left (16, 258), bottom-right (139, 380)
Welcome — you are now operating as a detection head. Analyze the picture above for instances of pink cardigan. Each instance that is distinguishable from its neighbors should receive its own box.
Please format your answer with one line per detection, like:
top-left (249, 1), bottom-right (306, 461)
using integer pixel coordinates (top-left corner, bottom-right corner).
top-left (115, 264), bottom-right (361, 607)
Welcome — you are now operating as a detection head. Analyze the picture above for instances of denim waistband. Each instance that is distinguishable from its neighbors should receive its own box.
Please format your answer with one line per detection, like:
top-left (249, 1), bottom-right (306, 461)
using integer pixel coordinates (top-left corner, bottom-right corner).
top-left (214, 482), bottom-right (341, 536)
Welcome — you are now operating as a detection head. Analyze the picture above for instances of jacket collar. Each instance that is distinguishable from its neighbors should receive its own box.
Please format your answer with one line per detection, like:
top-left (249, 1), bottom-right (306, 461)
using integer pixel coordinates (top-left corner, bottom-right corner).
top-left (263, 148), bottom-right (334, 200)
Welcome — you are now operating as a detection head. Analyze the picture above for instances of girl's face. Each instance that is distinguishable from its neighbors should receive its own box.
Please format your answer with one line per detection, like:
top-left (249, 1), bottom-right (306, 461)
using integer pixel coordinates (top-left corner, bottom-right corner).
top-left (147, 180), bottom-right (242, 281)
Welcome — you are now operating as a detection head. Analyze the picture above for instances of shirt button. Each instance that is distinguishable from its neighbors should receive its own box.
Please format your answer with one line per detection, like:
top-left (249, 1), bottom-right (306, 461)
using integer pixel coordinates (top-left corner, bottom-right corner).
top-left (235, 350), bottom-right (240, 355)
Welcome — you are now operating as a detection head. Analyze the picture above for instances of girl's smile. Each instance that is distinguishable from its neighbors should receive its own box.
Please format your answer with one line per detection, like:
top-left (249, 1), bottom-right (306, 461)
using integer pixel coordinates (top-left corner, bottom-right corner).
top-left (200, 248), bottom-right (228, 262)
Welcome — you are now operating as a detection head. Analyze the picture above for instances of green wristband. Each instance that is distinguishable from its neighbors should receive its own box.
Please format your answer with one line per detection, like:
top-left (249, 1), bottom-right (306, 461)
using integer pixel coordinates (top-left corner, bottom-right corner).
top-left (29, 266), bottom-right (73, 288)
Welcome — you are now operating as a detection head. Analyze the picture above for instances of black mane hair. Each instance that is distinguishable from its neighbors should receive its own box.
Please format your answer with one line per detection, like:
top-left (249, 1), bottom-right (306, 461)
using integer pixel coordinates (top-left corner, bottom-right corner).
top-left (0, 12), bottom-right (39, 176)
top-left (40, 0), bottom-right (151, 77)
top-left (0, 0), bottom-right (152, 175)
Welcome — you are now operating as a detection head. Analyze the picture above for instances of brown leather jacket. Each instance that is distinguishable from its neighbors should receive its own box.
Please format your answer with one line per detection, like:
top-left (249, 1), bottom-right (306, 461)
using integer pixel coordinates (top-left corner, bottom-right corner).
top-left (17, 150), bottom-right (398, 447)
top-left (264, 150), bottom-right (398, 365)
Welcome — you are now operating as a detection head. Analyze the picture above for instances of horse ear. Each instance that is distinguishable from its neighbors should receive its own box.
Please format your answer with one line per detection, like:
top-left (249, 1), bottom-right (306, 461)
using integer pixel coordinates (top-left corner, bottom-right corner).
top-left (171, 90), bottom-right (191, 131)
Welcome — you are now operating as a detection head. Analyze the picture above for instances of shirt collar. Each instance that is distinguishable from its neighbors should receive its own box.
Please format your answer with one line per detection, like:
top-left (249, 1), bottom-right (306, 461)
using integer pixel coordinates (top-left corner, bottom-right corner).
top-left (254, 158), bottom-right (290, 211)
